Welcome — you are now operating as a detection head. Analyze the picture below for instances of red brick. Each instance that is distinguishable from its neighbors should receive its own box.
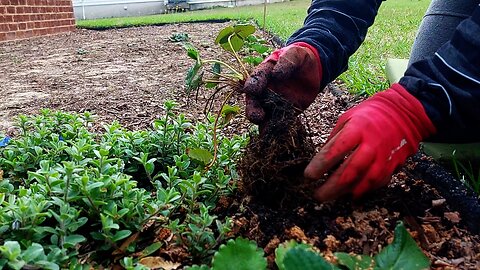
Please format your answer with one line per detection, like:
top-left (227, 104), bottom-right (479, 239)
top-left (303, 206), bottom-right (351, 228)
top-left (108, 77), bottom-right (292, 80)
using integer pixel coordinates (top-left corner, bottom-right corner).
top-left (0, 23), bottom-right (8, 32)
top-left (6, 6), bottom-right (15, 13)
top-left (15, 6), bottom-right (24, 13)
top-left (23, 6), bottom-right (31, 13)
top-left (3, 15), bottom-right (13, 22)
top-left (24, 29), bottom-right (33, 37)
top-left (18, 0), bottom-right (26, 4)
top-left (8, 23), bottom-right (17, 31)
top-left (26, 21), bottom-right (34, 29)
top-left (15, 30), bottom-right (26, 39)
top-left (10, 0), bottom-right (19, 4)
top-left (0, 32), bottom-right (7, 41)
top-left (18, 22), bottom-right (26, 29)
top-left (5, 31), bottom-right (15, 40)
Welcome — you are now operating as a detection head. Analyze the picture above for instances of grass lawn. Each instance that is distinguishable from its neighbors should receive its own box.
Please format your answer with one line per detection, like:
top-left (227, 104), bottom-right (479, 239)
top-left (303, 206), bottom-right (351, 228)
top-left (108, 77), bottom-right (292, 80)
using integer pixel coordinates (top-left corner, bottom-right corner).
top-left (76, 0), bottom-right (431, 94)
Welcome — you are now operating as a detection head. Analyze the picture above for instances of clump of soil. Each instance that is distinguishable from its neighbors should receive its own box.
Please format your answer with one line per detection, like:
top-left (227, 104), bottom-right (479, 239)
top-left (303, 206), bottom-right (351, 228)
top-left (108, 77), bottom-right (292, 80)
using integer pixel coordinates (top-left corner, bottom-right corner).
top-left (237, 92), bottom-right (316, 206)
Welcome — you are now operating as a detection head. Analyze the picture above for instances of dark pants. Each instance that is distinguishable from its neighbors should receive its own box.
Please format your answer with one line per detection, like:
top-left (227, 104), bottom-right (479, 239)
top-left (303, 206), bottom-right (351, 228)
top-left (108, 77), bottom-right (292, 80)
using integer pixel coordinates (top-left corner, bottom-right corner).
top-left (414, 0), bottom-right (480, 171)
top-left (409, 0), bottom-right (479, 65)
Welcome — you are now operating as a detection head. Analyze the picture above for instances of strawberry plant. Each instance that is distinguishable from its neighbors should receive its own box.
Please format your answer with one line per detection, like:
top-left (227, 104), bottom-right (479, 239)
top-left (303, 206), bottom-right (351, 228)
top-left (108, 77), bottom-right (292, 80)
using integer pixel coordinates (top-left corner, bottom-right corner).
top-left (183, 23), bottom-right (273, 167)
top-left (186, 222), bottom-right (430, 270)
top-left (183, 24), bottom-right (315, 206)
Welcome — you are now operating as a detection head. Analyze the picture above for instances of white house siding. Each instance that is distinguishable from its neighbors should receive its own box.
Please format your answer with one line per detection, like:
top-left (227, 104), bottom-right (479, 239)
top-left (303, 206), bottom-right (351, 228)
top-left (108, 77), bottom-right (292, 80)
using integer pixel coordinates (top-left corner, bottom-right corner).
top-left (74, 0), bottom-right (287, 20)
top-left (73, 0), bottom-right (165, 20)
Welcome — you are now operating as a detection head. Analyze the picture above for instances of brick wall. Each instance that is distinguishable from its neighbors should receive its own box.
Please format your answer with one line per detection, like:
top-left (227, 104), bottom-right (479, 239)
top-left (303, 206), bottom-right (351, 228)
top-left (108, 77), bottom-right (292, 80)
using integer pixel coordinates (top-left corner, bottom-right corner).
top-left (0, 0), bottom-right (75, 42)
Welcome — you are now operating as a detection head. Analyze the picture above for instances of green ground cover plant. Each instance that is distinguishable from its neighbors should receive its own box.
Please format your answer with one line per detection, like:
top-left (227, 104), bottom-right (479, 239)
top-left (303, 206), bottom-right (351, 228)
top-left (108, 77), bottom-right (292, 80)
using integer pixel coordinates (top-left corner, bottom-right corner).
top-left (76, 0), bottom-right (430, 95)
top-left (186, 222), bottom-right (430, 270)
top-left (0, 103), bottom-right (247, 269)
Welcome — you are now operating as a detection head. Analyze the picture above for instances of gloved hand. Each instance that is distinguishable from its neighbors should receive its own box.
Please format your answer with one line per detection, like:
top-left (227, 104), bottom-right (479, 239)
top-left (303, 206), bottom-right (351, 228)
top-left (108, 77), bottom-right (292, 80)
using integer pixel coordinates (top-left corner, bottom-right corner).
top-left (304, 84), bottom-right (436, 201)
top-left (242, 42), bottom-right (322, 124)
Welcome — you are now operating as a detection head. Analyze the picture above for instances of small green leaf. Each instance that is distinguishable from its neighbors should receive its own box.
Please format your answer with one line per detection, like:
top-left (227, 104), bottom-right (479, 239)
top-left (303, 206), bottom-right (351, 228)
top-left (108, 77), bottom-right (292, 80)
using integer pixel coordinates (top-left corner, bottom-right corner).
top-left (183, 43), bottom-right (200, 61)
top-left (221, 105), bottom-right (241, 125)
top-left (112, 230), bottom-right (132, 242)
top-left (335, 253), bottom-right (374, 270)
top-left (187, 148), bottom-right (213, 165)
top-left (244, 56), bottom-right (264, 66)
top-left (215, 24), bottom-right (256, 52)
top-left (145, 162), bottom-right (155, 176)
top-left (283, 248), bottom-right (339, 270)
top-left (374, 222), bottom-right (430, 270)
top-left (212, 62), bottom-right (221, 74)
top-left (140, 242), bottom-right (162, 257)
top-left (64, 235), bottom-right (87, 248)
top-left (1, 241), bottom-right (22, 260)
top-left (276, 241), bottom-right (320, 270)
top-left (186, 62), bottom-right (203, 93)
top-left (205, 82), bottom-right (218, 89)
top-left (20, 243), bottom-right (44, 262)
top-left (234, 24), bottom-right (256, 39)
top-left (86, 182), bottom-right (104, 191)
top-left (250, 43), bottom-right (270, 54)
top-left (215, 26), bottom-right (235, 45)
top-left (33, 261), bottom-right (60, 270)
top-left (220, 35), bottom-right (244, 53)
top-left (212, 238), bottom-right (267, 270)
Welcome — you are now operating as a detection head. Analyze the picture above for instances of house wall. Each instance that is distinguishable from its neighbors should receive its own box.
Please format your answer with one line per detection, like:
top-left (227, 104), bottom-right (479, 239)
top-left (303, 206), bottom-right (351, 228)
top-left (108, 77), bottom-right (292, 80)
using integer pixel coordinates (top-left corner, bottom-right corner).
top-left (0, 0), bottom-right (76, 42)
top-left (188, 0), bottom-right (286, 11)
top-left (73, 0), bottom-right (165, 20)
top-left (73, 0), bottom-right (287, 20)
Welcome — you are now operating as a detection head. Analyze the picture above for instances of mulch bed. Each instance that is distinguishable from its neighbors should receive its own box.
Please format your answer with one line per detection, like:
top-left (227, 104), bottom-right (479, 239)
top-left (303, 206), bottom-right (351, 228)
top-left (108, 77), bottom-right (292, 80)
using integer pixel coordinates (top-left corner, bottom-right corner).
top-left (1, 22), bottom-right (479, 269)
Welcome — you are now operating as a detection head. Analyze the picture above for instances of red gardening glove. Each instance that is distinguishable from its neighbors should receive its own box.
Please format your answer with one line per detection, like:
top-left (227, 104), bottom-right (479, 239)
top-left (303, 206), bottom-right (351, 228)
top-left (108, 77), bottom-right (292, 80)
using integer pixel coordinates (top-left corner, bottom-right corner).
top-left (304, 84), bottom-right (436, 201)
top-left (242, 42), bottom-right (322, 124)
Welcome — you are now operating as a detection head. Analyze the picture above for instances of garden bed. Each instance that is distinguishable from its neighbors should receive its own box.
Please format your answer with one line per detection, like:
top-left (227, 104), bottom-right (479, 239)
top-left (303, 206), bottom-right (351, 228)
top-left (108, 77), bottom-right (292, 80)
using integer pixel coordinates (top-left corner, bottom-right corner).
top-left (0, 22), bottom-right (479, 269)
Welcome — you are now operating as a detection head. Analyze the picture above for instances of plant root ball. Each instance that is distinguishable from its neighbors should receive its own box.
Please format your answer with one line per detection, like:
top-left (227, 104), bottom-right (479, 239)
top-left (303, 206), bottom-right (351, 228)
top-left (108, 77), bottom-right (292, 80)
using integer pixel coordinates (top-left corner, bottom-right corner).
top-left (237, 94), bottom-right (316, 207)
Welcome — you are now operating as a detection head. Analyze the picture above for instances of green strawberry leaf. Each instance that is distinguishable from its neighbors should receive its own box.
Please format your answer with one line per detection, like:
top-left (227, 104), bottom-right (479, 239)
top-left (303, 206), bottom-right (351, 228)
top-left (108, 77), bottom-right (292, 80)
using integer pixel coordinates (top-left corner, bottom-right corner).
top-left (335, 252), bottom-right (374, 270)
top-left (374, 222), bottom-right (430, 270)
top-left (212, 238), bottom-right (267, 270)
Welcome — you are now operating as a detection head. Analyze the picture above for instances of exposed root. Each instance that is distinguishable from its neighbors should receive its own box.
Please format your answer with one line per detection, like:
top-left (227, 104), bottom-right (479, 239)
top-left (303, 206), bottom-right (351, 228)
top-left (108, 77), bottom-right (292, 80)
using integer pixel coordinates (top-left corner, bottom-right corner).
top-left (238, 93), bottom-right (316, 207)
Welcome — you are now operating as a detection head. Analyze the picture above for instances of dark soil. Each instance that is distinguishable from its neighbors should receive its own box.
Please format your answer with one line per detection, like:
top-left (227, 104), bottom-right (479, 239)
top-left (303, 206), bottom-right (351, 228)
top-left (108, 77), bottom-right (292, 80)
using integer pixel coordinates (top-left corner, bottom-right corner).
top-left (1, 23), bottom-right (479, 269)
top-left (238, 92), bottom-right (316, 206)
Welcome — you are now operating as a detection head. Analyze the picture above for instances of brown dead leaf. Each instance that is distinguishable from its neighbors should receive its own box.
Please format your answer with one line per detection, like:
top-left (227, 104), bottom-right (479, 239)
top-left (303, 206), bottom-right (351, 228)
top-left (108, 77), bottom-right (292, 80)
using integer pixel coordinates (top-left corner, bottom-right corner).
top-left (444, 212), bottom-right (461, 223)
top-left (138, 257), bottom-right (180, 270)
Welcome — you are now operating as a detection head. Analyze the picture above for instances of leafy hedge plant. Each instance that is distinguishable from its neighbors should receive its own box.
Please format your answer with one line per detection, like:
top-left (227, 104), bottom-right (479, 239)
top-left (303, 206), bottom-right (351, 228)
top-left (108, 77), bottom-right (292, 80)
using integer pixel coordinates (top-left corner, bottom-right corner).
top-left (187, 222), bottom-right (430, 270)
top-left (0, 102), bottom-right (247, 269)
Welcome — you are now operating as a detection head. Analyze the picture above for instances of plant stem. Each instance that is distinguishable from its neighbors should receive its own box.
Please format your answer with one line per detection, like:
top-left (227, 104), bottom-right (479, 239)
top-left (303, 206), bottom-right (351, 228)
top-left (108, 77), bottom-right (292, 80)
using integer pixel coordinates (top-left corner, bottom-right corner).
top-left (263, 0), bottom-right (267, 31)
top-left (207, 90), bottom-right (235, 169)
top-left (204, 69), bottom-right (240, 81)
top-left (203, 60), bottom-right (243, 79)
top-left (227, 35), bottom-right (249, 79)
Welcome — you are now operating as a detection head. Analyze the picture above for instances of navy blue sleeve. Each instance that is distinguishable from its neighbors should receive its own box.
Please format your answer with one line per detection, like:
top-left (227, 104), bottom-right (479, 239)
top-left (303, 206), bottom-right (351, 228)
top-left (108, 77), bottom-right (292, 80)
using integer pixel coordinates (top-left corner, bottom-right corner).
top-left (400, 5), bottom-right (480, 143)
top-left (287, 0), bottom-right (385, 89)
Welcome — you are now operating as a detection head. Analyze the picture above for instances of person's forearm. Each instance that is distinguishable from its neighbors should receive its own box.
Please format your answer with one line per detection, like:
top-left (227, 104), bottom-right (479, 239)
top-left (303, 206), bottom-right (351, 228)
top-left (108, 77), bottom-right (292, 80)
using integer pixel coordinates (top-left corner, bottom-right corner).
top-left (400, 4), bottom-right (480, 143)
top-left (287, 0), bottom-right (384, 89)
